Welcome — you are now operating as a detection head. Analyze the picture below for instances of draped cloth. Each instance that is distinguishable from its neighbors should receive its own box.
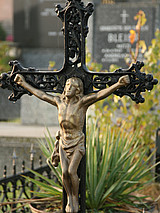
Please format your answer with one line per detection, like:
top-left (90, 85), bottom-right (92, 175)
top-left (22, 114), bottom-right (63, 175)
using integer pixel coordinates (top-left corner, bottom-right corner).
top-left (52, 131), bottom-right (85, 166)
top-left (60, 133), bottom-right (85, 160)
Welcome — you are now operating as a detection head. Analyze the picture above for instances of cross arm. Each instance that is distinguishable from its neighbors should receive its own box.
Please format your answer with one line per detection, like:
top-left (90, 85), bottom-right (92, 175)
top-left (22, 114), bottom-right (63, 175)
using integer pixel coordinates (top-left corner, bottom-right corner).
top-left (87, 61), bottom-right (158, 104)
top-left (14, 74), bottom-right (59, 106)
top-left (81, 75), bottom-right (129, 107)
top-left (0, 60), bottom-right (158, 104)
top-left (0, 60), bottom-right (65, 102)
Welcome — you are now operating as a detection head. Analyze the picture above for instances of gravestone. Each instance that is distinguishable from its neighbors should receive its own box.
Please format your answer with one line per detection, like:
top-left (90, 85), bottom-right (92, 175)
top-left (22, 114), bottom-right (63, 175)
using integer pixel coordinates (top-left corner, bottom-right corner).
top-left (93, 3), bottom-right (157, 70)
top-left (13, 0), bottom-right (65, 125)
top-left (0, 136), bottom-right (45, 177)
top-left (0, 88), bottom-right (20, 121)
top-left (14, 0), bottom-right (64, 48)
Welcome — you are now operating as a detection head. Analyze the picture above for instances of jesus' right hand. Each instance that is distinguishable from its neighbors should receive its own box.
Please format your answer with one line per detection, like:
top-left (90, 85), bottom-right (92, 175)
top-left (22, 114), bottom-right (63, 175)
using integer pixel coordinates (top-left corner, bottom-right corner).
top-left (14, 74), bottom-right (26, 85)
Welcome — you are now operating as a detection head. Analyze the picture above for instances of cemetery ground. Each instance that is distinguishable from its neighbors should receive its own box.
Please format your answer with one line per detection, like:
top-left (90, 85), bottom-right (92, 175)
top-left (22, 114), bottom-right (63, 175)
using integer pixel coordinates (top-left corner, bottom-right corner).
top-left (0, 119), bottom-right (160, 212)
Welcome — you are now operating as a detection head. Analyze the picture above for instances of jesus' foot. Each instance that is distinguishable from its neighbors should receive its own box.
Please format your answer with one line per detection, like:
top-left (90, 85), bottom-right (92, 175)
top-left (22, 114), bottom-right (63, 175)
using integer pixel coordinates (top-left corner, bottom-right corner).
top-left (72, 195), bottom-right (79, 212)
top-left (65, 203), bottom-right (74, 213)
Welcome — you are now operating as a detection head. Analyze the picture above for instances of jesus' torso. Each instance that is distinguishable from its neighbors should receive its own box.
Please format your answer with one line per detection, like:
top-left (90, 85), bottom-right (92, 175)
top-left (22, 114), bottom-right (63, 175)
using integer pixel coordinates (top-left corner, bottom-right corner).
top-left (57, 99), bottom-right (87, 140)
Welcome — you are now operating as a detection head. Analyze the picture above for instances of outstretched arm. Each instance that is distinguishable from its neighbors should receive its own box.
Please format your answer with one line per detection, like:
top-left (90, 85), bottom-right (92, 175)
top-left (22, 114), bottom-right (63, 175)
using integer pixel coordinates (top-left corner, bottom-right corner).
top-left (81, 75), bottom-right (130, 107)
top-left (14, 74), bottom-right (59, 106)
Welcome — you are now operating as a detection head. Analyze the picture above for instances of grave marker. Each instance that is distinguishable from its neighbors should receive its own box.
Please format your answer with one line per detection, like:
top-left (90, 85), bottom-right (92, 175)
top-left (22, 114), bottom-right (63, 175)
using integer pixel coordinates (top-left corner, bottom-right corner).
top-left (14, 0), bottom-right (64, 48)
top-left (93, 4), bottom-right (156, 69)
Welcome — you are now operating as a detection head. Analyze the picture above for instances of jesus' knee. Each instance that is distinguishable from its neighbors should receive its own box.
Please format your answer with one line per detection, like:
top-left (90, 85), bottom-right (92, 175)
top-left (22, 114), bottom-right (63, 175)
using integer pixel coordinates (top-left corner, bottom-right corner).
top-left (62, 168), bottom-right (68, 180)
top-left (68, 168), bottom-right (78, 181)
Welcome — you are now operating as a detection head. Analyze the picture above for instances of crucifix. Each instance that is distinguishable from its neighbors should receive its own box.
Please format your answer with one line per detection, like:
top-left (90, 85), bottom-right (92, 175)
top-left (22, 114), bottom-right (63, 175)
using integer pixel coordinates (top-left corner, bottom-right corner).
top-left (0, 0), bottom-right (158, 212)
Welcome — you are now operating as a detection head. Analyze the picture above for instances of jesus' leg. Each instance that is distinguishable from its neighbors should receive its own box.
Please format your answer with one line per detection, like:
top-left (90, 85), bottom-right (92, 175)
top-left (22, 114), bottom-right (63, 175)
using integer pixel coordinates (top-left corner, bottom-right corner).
top-left (68, 150), bottom-right (83, 212)
top-left (59, 146), bottom-right (73, 212)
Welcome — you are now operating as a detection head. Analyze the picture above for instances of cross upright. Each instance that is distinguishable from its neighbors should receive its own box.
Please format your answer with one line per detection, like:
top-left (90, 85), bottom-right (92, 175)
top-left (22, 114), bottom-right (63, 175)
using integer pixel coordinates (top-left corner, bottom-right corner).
top-left (0, 0), bottom-right (158, 212)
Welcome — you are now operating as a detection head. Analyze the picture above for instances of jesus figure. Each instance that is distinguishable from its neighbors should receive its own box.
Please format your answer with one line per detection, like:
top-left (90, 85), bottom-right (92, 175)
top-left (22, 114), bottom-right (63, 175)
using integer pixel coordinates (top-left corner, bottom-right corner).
top-left (14, 74), bottom-right (130, 213)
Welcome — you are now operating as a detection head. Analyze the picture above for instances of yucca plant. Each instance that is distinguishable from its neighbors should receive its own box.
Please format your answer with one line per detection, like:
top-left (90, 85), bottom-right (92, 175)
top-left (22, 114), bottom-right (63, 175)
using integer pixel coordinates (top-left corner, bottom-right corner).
top-left (86, 120), bottom-right (158, 212)
top-left (12, 123), bottom-right (158, 212)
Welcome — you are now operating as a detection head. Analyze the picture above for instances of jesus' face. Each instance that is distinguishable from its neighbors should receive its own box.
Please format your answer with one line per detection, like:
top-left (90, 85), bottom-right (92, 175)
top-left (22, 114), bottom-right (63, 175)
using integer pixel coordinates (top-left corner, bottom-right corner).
top-left (65, 79), bottom-right (77, 98)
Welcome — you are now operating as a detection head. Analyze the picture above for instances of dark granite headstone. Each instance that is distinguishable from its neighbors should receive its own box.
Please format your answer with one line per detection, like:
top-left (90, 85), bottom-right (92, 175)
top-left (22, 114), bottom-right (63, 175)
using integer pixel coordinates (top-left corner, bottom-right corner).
top-left (14, 0), bottom-right (64, 48)
top-left (93, 3), bottom-right (156, 70)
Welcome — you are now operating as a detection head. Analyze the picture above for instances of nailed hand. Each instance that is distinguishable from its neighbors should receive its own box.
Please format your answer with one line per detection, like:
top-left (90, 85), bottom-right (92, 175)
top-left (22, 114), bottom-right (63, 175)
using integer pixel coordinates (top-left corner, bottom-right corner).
top-left (118, 75), bottom-right (130, 87)
top-left (14, 74), bottom-right (26, 85)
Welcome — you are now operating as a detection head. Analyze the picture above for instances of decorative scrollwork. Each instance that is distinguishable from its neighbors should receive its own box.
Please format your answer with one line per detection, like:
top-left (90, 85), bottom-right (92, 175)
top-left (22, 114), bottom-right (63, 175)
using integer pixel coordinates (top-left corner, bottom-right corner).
top-left (0, 61), bottom-right (64, 102)
top-left (0, 60), bottom-right (158, 103)
top-left (93, 75), bottom-right (111, 90)
top-left (66, 6), bottom-right (81, 64)
top-left (91, 61), bottom-right (158, 104)
top-left (56, 0), bottom-right (94, 66)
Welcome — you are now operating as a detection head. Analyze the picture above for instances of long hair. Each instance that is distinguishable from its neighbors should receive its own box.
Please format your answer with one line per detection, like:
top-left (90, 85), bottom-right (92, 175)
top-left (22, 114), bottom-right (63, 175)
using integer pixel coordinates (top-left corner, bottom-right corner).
top-left (61, 77), bottom-right (84, 102)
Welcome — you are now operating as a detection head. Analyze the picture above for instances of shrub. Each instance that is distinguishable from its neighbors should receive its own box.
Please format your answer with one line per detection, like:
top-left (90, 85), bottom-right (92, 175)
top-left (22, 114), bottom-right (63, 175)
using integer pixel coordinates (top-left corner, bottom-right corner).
top-left (86, 120), bottom-right (157, 212)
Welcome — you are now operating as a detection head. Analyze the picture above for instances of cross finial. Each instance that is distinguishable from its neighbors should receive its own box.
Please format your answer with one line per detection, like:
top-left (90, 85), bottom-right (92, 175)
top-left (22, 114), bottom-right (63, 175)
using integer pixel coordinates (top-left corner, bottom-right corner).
top-left (56, 0), bottom-right (94, 67)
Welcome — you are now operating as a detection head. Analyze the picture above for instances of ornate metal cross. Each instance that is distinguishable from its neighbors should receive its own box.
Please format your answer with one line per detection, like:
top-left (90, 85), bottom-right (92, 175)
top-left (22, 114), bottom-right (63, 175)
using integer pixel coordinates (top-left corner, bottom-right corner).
top-left (0, 0), bottom-right (158, 212)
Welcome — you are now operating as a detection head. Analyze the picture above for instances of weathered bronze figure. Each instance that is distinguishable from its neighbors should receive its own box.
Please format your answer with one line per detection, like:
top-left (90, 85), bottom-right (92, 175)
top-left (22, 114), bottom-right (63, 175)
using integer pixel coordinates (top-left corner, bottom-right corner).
top-left (14, 74), bottom-right (129, 212)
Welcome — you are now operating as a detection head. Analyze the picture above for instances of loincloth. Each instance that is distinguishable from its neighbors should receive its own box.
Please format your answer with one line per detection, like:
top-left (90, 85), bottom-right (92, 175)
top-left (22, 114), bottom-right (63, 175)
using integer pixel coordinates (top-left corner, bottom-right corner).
top-left (60, 134), bottom-right (85, 159)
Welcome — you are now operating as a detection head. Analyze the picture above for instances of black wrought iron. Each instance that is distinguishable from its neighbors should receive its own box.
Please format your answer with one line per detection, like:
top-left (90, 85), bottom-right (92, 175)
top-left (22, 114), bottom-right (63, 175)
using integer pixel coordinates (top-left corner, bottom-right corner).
top-left (0, 0), bottom-right (158, 212)
top-left (0, 60), bottom-right (158, 104)
top-left (0, 150), bottom-right (52, 213)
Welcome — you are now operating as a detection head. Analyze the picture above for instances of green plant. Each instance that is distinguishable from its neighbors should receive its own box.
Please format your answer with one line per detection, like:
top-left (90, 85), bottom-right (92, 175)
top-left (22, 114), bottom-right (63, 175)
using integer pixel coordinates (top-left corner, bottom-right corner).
top-left (0, 42), bottom-right (13, 74)
top-left (1, 125), bottom-right (158, 212)
top-left (87, 12), bottom-right (160, 148)
top-left (117, 20), bottom-right (160, 147)
top-left (86, 119), bottom-right (158, 212)
top-left (27, 125), bottom-right (159, 212)
top-left (18, 129), bottom-right (63, 212)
